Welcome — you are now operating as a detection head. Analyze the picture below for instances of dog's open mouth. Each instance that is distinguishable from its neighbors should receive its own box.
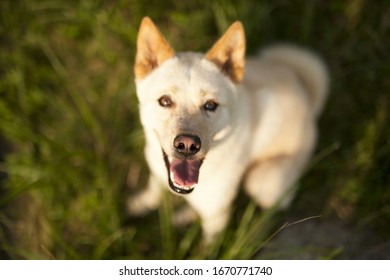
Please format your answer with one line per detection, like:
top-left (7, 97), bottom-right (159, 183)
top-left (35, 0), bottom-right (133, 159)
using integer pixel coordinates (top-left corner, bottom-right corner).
top-left (163, 151), bottom-right (202, 195)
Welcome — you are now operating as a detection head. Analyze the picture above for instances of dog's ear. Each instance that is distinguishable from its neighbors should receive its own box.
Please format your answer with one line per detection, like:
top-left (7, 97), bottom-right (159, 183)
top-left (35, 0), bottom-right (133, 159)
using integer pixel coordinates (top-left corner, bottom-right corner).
top-left (206, 22), bottom-right (246, 83)
top-left (135, 17), bottom-right (175, 80)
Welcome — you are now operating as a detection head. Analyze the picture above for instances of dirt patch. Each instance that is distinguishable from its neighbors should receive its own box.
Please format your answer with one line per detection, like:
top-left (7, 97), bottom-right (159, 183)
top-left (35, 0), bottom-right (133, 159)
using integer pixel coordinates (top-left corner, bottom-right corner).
top-left (257, 215), bottom-right (390, 259)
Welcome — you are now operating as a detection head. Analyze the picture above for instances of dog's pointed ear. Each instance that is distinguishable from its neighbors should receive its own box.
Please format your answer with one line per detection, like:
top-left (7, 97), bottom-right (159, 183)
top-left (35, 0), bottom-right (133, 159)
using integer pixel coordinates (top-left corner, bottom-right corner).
top-left (205, 22), bottom-right (246, 83)
top-left (135, 17), bottom-right (175, 80)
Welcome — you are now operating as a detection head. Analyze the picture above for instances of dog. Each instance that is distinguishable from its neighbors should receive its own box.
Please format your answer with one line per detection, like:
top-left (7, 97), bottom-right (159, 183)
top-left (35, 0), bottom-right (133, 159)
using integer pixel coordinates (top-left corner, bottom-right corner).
top-left (128, 17), bottom-right (328, 243)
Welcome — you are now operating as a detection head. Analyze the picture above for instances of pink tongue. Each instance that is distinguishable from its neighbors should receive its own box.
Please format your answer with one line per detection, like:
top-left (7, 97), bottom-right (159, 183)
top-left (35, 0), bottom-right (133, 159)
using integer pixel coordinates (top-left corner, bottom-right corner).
top-left (170, 158), bottom-right (201, 188)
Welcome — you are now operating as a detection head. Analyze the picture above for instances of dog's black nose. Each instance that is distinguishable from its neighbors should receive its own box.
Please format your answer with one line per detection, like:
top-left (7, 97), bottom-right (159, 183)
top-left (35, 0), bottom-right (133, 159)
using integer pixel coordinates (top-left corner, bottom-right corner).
top-left (174, 134), bottom-right (201, 156)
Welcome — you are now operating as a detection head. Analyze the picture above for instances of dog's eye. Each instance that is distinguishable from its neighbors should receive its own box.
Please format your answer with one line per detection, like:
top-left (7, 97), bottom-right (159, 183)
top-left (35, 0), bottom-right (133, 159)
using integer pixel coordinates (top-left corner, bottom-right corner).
top-left (203, 100), bottom-right (218, 112)
top-left (158, 95), bottom-right (173, 108)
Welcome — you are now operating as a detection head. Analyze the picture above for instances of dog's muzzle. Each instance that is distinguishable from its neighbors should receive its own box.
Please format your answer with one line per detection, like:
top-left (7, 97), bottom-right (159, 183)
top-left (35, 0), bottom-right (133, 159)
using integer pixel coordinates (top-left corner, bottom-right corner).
top-left (163, 134), bottom-right (203, 195)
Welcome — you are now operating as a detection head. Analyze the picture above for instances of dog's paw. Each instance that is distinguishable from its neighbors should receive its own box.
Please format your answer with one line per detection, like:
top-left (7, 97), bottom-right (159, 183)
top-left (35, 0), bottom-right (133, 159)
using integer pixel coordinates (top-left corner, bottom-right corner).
top-left (173, 206), bottom-right (198, 227)
top-left (127, 196), bottom-right (151, 217)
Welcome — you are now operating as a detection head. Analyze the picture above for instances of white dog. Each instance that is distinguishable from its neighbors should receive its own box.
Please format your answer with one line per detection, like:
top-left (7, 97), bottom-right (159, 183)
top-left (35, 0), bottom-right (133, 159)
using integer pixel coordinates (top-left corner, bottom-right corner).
top-left (128, 17), bottom-right (328, 243)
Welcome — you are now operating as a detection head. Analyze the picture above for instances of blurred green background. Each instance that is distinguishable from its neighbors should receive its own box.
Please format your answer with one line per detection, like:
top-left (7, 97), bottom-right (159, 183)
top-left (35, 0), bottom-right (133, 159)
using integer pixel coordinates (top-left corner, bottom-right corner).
top-left (0, 0), bottom-right (389, 259)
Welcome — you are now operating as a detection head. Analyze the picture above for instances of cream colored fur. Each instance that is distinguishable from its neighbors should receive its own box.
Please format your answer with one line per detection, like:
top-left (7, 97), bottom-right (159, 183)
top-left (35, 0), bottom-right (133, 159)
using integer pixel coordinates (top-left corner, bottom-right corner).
top-left (128, 17), bottom-right (328, 243)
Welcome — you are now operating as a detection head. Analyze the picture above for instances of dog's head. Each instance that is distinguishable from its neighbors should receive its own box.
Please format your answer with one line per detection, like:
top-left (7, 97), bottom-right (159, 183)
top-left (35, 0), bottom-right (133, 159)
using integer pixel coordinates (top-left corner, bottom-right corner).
top-left (134, 17), bottom-right (246, 195)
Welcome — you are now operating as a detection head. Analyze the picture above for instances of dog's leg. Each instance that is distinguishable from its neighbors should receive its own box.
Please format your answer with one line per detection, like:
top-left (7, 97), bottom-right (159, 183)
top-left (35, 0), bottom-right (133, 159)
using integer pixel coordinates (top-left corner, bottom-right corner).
top-left (127, 174), bottom-right (162, 216)
top-left (200, 208), bottom-right (230, 244)
top-left (244, 152), bottom-right (311, 209)
top-left (188, 191), bottom-right (234, 244)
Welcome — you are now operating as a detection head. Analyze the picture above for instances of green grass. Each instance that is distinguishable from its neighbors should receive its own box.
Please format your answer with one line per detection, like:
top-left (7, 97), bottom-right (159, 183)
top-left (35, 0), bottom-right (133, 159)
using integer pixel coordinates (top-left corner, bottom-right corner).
top-left (0, 0), bottom-right (389, 259)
